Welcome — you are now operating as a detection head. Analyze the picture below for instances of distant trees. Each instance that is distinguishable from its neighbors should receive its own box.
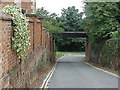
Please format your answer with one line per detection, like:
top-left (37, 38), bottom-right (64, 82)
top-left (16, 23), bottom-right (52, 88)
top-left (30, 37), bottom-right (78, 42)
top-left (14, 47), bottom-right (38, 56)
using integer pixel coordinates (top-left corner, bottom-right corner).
top-left (56, 6), bottom-right (85, 52)
top-left (36, 7), bottom-right (49, 18)
top-left (36, 7), bottom-right (64, 34)
top-left (60, 6), bottom-right (83, 32)
top-left (36, 6), bottom-right (85, 52)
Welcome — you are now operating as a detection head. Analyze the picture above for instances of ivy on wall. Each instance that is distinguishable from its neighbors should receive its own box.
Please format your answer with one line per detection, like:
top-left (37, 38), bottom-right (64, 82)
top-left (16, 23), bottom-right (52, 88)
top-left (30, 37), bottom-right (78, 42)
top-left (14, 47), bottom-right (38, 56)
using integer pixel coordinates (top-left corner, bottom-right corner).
top-left (2, 4), bottom-right (31, 60)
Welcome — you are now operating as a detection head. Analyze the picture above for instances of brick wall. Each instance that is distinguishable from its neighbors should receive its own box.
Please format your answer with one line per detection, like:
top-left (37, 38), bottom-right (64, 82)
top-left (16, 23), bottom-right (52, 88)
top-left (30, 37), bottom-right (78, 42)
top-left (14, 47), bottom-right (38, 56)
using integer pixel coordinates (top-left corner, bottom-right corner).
top-left (1, 0), bottom-right (14, 9)
top-left (21, 1), bottom-right (33, 14)
top-left (0, 11), bottom-right (55, 89)
top-left (1, 0), bottom-right (14, 5)
top-left (1, 0), bottom-right (34, 14)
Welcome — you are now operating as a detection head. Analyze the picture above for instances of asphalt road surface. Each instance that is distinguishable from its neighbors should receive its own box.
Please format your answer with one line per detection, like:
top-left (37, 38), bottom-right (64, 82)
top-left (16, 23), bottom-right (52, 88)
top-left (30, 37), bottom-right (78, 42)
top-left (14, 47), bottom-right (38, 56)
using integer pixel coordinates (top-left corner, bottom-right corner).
top-left (49, 55), bottom-right (118, 88)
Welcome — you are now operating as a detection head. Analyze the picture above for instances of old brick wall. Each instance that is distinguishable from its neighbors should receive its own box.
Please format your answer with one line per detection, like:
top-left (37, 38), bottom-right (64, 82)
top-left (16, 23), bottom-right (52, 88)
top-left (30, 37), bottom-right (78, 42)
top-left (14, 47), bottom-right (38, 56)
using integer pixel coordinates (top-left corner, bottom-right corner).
top-left (1, 0), bottom-right (34, 14)
top-left (0, 11), bottom-right (55, 89)
top-left (1, 0), bottom-right (14, 6)
top-left (28, 21), bottom-right (34, 53)
top-left (21, 1), bottom-right (33, 14)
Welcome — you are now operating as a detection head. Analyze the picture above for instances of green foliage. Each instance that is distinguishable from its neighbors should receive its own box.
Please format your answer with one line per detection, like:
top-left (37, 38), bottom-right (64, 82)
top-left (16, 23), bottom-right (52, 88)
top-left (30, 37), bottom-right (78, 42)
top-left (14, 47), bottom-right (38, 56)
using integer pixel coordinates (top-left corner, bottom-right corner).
top-left (56, 51), bottom-right (85, 57)
top-left (2, 4), bottom-right (31, 60)
top-left (84, 2), bottom-right (119, 52)
top-left (36, 6), bottom-right (86, 52)
top-left (55, 6), bottom-right (85, 52)
top-left (36, 7), bottom-right (64, 34)
top-left (60, 6), bottom-right (84, 31)
top-left (100, 38), bottom-right (119, 69)
top-left (43, 17), bottom-right (64, 33)
top-left (36, 7), bottom-right (49, 18)
top-left (84, 2), bottom-right (119, 70)
top-left (55, 36), bottom-right (86, 52)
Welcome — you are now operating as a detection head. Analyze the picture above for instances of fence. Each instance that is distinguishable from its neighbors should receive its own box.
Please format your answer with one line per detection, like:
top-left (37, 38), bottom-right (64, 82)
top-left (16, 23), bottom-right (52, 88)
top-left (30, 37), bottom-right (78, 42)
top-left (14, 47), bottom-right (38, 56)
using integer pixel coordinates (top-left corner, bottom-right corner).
top-left (0, 10), bottom-right (55, 88)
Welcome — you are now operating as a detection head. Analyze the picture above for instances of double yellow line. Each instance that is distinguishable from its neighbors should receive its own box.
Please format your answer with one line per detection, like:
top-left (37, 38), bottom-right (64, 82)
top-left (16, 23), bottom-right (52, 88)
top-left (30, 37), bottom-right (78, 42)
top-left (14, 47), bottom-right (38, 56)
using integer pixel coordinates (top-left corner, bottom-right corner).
top-left (40, 61), bottom-right (58, 89)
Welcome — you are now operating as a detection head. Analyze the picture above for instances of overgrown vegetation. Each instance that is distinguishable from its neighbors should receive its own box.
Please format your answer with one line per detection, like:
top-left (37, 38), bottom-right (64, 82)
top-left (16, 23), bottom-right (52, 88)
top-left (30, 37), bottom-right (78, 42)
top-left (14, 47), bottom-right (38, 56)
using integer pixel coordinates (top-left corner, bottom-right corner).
top-left (36, 6), bottom-right (86, 52)
top-left (2, 4), bottom-right (31, 61)
top-left (83, 2), bottom-right (119, 70)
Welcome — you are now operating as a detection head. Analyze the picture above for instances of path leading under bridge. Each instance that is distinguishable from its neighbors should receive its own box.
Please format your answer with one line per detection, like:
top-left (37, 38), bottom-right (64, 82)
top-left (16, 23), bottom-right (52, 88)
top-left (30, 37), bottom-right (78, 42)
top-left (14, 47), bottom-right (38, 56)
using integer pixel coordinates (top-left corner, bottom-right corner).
top-left (48, 55), bottom-right (118, 88)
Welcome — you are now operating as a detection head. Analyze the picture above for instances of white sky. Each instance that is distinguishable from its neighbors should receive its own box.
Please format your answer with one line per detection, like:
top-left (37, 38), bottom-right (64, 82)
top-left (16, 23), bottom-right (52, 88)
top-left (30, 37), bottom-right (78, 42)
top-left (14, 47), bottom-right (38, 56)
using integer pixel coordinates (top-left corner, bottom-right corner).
top-left (36, 0), bottom-right (84, 16)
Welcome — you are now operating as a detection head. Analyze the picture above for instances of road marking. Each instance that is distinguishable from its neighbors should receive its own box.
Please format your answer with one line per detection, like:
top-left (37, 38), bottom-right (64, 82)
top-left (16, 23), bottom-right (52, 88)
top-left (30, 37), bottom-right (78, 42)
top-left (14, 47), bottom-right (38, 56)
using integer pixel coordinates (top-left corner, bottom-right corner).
top-left (85, 62), bottom-right (120, 78)
top-left (40, 55), bottom-right (65, 89)
top-left (41, 55), bottom-right (119, 89)
top-left (44, 62), bottom-right (57, 88)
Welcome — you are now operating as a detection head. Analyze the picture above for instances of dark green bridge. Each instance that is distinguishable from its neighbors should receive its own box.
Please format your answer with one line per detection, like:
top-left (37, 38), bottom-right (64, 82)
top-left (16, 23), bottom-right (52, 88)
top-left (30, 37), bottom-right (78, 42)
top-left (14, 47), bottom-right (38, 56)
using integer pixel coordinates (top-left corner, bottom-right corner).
top-left (57, 32), bottom-right (87, 38)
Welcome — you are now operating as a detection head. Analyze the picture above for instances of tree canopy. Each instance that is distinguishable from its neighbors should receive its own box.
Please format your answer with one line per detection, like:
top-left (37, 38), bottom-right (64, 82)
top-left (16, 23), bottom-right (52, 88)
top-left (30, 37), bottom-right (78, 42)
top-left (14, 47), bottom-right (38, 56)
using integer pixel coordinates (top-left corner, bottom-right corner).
top-left (36, 6), bottom-right (86, 52)
top-left (36, 7), bottom-right (64, 34)
top-left (83, 2), bottom-right (119, 70)
top-left (60, 6), bottom-right (84, 32)
top-left (36, 7), bottom-right (49, 18)
top-left (83, 2), bottom-right (119, 52)
top-left (55, 6), bottom-right (85, 51)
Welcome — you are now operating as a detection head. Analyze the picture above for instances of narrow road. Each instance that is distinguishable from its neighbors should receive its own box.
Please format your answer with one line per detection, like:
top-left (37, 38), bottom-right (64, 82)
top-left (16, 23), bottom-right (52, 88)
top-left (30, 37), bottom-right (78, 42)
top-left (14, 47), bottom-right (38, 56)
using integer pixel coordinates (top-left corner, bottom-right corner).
top-left (49, 55), bottom-right (118, 88)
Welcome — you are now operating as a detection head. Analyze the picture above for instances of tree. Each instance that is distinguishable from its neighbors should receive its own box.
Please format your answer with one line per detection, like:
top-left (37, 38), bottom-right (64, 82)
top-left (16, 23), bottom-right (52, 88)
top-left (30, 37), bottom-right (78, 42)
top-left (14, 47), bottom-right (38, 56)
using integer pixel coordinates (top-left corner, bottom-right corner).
top-left (60, 6), bottom-right (83, 32)
top-left (36, 6), bottom-right (86, 52)
top-left (55, 6), bottom-right (86, 52)
top-left (36, 7), bottom-right (49, 18)
top-left (83, 2), bottom-right (120, 70)
top-left (83, 2), bottom-right (119, 51)
top-left (50, 13), bottom-right (58, 19)
top-left (36, 7), bottom-right (64, 34)
top-left (43, 17), bottom-right (64, 33)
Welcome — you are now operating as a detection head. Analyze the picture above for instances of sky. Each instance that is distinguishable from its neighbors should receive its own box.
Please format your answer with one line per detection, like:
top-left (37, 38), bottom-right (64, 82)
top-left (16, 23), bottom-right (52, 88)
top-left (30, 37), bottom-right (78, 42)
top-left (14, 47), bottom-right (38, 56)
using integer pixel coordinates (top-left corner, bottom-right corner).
top-left (36, 0), bottom-right (85, 16)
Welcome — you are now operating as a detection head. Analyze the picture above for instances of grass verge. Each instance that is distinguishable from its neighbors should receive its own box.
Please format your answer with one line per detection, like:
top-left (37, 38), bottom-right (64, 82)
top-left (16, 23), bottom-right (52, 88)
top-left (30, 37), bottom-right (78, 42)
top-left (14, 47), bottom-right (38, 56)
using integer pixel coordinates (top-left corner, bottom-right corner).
top-left (56, 51), bottom-right (85, 57)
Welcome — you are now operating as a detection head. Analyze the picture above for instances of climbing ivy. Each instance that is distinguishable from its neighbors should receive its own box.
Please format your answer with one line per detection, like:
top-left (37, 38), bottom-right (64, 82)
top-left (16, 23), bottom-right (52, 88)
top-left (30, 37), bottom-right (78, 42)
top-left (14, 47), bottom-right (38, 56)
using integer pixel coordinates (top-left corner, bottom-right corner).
top-left (2, 4), bottom-right (31, 60)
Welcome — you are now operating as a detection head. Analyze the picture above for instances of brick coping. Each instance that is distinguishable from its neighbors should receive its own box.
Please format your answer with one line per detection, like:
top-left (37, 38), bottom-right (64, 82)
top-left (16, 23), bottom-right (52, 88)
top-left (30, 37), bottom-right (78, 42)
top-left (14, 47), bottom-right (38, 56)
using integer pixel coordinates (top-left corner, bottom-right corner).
top-left (0, 11), bottom-right (12, 21)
